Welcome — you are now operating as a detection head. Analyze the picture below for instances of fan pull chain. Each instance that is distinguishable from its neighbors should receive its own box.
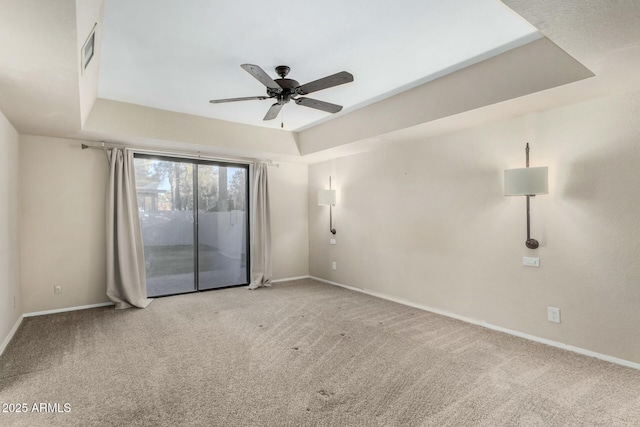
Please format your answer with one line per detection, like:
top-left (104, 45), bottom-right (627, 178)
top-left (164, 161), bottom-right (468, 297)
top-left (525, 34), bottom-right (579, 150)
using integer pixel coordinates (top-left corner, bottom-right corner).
top-left (281, 108), bottom-right (284, 128)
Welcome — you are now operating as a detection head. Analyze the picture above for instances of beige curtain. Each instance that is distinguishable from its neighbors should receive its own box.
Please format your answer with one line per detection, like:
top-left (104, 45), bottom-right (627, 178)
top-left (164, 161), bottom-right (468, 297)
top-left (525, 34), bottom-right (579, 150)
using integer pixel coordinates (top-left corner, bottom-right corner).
top-left (106, 148), bottom-right (152, 309)
top-left (249, 162), bottom-right (272, 289)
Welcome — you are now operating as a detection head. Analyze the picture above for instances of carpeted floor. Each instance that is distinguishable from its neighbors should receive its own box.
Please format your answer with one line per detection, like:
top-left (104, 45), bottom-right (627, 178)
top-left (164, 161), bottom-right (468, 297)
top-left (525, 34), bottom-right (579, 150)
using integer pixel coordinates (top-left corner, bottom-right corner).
top-left (1, 279), bottom-right (640, 426)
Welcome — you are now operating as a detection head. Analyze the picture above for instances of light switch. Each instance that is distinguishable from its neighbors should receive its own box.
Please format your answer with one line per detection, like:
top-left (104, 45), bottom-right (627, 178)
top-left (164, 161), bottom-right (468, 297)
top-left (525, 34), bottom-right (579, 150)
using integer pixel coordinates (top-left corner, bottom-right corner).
top-left (330, 239), bottom-right (336, 245)
top-left (523, 257), bottom-right (540, 267)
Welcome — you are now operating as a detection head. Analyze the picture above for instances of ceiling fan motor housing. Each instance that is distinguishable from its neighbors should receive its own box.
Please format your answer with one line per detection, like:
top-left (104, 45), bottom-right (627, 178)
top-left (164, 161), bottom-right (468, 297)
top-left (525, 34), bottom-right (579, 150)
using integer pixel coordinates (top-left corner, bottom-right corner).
top-left (268, 77), bottom-right (299, 104)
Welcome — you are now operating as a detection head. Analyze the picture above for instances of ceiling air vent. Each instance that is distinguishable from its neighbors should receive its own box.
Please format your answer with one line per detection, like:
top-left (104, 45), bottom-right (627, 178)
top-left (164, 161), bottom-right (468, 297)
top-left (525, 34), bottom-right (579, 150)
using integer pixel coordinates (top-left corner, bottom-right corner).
top-left (81, 23), bottom-right (97, 73)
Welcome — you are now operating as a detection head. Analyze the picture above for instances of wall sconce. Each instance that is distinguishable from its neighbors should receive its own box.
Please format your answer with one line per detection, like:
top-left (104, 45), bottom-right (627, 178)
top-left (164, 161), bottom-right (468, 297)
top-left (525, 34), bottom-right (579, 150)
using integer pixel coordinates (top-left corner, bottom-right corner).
top-left (504, 143), bottom-right (548, 249)
top-left (318, 176), bottom-right (337, 235)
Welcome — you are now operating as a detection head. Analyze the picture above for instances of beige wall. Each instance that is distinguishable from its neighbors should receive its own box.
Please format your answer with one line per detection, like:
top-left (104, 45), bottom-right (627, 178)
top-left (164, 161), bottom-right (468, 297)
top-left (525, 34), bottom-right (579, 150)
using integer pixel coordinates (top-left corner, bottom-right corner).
top-left (297, 37), bottom-right (593, 155)
top-left (20, 135), bottom-right (109, 313)
top-left (0, 0), bottom-right (82, 136)
top-left (0, 111), bottom-right (22, 350)
top-left (269, 162), bottom-right (309, 279)
top-left (84, 99), bottom-right (301, 159)
top-left (309, 89), bottom-right (640, 364)
top-left (19, 135), bottom-right (308, 313)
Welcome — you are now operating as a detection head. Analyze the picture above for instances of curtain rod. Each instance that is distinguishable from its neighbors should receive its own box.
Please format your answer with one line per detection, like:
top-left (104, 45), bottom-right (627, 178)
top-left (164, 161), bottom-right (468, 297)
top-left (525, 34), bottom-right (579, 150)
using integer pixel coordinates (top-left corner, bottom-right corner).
top-left (80, 142), bottom-right (280, 167)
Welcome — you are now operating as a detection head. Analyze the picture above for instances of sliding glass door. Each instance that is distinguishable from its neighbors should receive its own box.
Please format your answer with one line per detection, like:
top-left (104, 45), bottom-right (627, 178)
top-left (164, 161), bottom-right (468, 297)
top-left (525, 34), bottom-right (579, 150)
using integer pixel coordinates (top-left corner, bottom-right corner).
top-left (134, 155), bottom-right (249, 297)
top-left (198, 164), bottom-right (248, 290)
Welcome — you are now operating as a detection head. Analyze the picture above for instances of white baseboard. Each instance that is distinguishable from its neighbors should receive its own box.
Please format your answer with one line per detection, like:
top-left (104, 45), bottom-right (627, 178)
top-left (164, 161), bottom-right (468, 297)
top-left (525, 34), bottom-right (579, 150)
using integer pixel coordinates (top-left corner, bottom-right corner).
top-left (0, 315), bottom-right (24, 357)
top-left (272, 275), bottom-right (310, 283)
top-left (310, 276), bottom-right (640, 371)
top-left (23, 302), bottom-right (114, 318)
top-left (23, 281), bottom-right (312, 317)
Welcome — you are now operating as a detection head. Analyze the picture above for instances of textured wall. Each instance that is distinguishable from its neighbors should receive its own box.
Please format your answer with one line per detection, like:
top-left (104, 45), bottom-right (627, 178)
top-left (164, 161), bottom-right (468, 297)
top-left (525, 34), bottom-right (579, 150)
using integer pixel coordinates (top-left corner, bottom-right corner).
top-left (309, 89), bottom-right (640, 364)
top-left (19, 136), bottom-right (308, 313)
top-left (0, 111), bottom-right (22, 351)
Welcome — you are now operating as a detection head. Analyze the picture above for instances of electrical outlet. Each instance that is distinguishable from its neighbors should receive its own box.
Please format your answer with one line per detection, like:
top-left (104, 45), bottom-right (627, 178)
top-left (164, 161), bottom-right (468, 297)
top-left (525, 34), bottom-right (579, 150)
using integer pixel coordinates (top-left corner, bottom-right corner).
top-left (54, 284), bottom-right (63, 294)
top-left (547, 307), bottom-right (560, 323)
top-left (332, 261), bottom-right (337, 270)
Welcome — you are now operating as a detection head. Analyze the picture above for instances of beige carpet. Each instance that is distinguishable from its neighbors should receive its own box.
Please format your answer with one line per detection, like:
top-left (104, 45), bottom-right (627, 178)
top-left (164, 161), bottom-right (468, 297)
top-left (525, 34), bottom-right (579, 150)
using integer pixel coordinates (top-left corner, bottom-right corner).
top-left (1, 279), bottom-right (640, 426)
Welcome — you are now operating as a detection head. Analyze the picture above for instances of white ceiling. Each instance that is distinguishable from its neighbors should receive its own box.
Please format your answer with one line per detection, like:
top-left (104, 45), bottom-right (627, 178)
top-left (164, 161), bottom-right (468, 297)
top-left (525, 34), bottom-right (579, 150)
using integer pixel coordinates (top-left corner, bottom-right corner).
top-left (98, 0), bottom-right (539, 131)
top-left (4, 1), bottom-right (637, 164)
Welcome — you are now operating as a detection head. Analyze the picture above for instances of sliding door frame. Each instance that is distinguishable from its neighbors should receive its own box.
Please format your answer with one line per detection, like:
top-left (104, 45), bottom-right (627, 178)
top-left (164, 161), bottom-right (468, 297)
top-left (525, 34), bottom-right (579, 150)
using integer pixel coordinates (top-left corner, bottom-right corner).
top-left (134, 153), bottom-right (251, 296)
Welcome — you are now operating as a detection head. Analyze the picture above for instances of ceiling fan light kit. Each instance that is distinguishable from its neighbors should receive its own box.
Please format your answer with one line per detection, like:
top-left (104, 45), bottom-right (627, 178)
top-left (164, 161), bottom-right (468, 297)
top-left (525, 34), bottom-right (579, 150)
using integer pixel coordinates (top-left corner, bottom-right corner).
top-left (209, 64), bottom-right (354, 122)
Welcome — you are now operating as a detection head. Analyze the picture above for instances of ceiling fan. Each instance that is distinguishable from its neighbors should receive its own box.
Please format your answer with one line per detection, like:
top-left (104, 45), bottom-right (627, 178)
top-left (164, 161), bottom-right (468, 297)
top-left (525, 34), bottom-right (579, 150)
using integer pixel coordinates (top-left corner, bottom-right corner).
top-left (209, 64), bottom-right (354, 121)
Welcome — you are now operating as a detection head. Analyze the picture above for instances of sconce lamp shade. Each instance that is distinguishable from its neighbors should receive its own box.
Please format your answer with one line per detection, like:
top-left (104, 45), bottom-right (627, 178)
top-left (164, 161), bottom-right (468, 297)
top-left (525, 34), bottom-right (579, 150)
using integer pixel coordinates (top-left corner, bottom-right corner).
top-left (504, 167), bottom-right (548, 196)
top-left (318, 189), bottom-right (336, 206)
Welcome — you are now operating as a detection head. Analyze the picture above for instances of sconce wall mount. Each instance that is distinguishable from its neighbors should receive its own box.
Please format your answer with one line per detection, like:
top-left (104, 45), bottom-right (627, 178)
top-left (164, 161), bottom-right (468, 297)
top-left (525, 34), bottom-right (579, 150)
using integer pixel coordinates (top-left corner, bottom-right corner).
top-left (504, 143), bottom-right (548, 249)
top-left (318, 176), bottom-right (337, 235)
